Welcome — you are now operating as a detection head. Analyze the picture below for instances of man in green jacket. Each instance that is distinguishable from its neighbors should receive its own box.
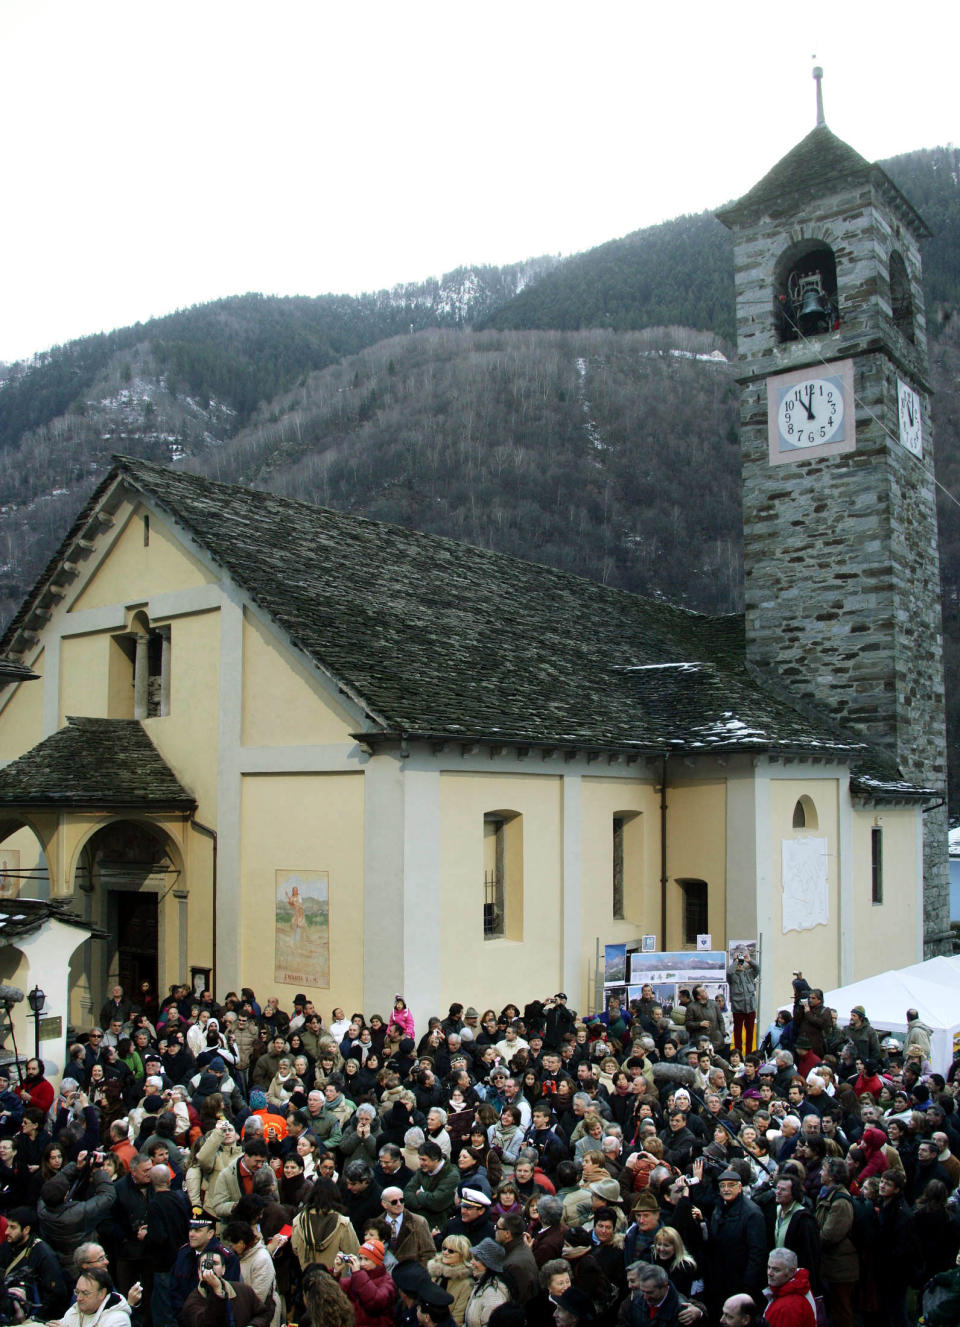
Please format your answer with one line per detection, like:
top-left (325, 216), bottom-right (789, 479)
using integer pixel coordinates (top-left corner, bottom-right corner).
top-left (402, 1142), bottom-right (459, 1230)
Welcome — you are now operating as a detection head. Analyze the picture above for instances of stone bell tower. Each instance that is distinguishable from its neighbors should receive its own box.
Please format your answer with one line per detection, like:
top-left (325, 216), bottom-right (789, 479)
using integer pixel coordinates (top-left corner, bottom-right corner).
top-left (716, 73), bottom-right (950, 954)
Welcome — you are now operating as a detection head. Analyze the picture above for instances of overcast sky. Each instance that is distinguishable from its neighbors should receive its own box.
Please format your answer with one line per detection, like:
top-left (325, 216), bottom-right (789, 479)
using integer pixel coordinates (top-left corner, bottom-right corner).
top-left (1, 1), bottom-right (957, 364)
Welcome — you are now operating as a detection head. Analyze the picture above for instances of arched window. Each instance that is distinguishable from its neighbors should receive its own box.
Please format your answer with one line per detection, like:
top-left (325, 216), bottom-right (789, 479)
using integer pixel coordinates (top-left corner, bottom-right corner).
top-left (889, 251), bottom-right (915, 343)
top-left (774, 241), bottom-right (839, 343)
top-left (792, 795), bottom-right (818, 830)
top-left (110, 612), bottom-right (171, 719)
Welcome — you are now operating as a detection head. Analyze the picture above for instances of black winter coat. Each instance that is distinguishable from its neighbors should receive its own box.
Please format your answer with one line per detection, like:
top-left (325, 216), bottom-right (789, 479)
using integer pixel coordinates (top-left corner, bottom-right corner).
top-left (706, 1192), bottom-right (767, 1306)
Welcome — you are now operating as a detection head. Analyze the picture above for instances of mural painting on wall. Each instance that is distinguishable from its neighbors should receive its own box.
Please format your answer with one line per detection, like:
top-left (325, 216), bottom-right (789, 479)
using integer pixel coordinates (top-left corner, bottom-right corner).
top-left (0, 851), bottom-right (20, 899)
top-left (275, 869), bottom-right (330, 987)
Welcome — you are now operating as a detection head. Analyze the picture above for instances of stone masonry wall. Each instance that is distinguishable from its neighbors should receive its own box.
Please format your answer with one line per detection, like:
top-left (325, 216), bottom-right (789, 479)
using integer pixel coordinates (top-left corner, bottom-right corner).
top-left (731, 179), bottom-right (950, 952)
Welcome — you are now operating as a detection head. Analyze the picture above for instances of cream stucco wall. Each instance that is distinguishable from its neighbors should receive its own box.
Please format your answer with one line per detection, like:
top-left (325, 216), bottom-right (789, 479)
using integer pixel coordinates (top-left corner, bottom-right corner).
top-left (439, 771), bottom-right (562, 1012)
top-left (143, 610), bottom-right (220, 816)
top-left (60, 634), bottom-right (110, 724)
top-left (239, 773), bottom-right (364, 1011)
top-left (580, 775), bottom-right (660, 945)
top-left (0, 825), bottom-right (49, 898)
top-left (851, 805), bottom-right (921, 977)
top-left (70, 504), bottom-right (213, 612)
top-left (665, 779), bottom-right (727, 950)
top-left (241, 612), bottom-right (356, 748)
top-left (0, 652), bottom-right (44, 764)
top-left (766, 779), bottom-right (841, 996)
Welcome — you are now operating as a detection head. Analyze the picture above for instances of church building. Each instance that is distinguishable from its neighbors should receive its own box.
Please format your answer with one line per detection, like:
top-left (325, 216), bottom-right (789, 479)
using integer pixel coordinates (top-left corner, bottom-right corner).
top-left (0, 108), bottom-right (947, 1055)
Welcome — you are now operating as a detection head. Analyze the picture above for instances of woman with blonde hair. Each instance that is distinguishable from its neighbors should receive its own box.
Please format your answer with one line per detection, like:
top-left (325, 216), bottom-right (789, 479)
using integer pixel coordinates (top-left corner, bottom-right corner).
top-left (650, 1224), bottom-right (702, 1297)
top-left (427, 1233), bottom-right (474, 1325)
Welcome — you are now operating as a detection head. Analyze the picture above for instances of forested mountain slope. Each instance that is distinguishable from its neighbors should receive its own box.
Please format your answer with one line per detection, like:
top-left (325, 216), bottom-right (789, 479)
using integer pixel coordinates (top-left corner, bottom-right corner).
top-left (1, 145), bottom-right (959, 802)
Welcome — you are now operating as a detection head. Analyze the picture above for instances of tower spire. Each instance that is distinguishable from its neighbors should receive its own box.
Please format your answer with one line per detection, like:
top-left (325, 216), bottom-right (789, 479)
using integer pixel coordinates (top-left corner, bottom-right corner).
top-left (813, 63), bottom-right (825, 127)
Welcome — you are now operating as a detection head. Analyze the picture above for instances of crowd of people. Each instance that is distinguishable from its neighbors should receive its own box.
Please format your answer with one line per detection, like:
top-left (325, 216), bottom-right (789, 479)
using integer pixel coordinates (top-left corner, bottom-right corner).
top-left (0, 973), bottom-right (958, 1327)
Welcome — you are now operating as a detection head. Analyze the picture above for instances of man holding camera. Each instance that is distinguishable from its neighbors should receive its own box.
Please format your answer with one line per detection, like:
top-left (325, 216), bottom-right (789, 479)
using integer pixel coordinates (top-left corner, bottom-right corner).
top-left (170, 1212), bottom-right (240, 1323)
top-left (726, 951), bottom-right (760, 1055)
top-left (543, 993), bottom-right (576, 1050)
top-left (790, 984), bottom-right (831, 1059)
top-left (37, 1150), bottom-right (118, 1274)
top-left (180, 1249), bottom-right (273, 1327)
top-left (0, 1206), bottom-right (67, 1322)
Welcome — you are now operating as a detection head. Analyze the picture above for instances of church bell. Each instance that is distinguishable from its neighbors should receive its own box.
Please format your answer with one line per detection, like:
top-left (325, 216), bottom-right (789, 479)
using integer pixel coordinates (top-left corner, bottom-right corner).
top-left (793, 273), bottom-right (830, 335)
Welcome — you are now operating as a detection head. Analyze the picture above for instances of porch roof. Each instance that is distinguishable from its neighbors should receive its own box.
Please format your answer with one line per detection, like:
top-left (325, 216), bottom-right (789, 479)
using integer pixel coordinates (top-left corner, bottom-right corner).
top-left (0, 898), bottom-right (108, 941)
top-left (0, 717), bottom-right (196, 811)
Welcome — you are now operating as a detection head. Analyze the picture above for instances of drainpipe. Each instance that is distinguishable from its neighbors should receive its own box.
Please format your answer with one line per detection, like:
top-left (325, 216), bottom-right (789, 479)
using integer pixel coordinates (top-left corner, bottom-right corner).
top-left (190, 818), bottom-right (218, 995)
top-left (660, 755), bottom-right (669, 946)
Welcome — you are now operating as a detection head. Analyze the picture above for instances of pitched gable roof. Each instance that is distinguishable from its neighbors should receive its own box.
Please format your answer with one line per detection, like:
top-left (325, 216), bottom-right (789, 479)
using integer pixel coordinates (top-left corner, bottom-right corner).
top-left (716, 125), bottom-right (931, 237)
top-left (0, 457), bottom-right (927, 791)
top-left (88, 460), bottom-right (878, 758)
top-left (0, 716), bottom-right (195, 810)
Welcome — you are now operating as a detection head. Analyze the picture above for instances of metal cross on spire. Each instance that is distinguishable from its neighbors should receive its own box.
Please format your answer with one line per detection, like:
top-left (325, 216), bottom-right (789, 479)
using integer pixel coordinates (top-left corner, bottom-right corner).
top-left (812, 63), bottom-right (825, 127)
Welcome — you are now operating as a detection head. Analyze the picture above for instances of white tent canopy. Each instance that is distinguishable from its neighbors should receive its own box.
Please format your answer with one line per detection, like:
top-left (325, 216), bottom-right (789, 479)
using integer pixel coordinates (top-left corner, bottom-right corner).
top-left (824, 958), bottom-right (960, 1073)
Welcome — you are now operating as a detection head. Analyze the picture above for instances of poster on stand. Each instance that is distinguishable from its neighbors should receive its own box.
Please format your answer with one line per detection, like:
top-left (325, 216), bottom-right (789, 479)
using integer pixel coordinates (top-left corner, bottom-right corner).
top-left (604, 943), bottom-right (628, 984)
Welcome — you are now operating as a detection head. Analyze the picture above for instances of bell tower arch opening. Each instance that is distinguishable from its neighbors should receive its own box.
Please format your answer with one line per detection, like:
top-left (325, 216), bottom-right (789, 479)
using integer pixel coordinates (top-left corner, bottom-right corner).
top-left (774, 240), bottom-right (839, 343)
top-left (889, 250), bottom-right (915, 343)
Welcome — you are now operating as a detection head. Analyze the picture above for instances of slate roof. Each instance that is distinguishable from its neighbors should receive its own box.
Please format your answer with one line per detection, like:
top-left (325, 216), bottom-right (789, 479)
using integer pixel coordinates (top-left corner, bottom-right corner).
top-left (0, 457), bottom-right (929, 796)
top-left (0, 898), bottom-right (107, 942)
top-left (77, 458), bottom-right (880, 763)
top-left (716, 125), bottom-right (931, 237)
top-left (0, 660), bottom-right (38, 682)
top-left (0, 717), bottom-right (195, 810)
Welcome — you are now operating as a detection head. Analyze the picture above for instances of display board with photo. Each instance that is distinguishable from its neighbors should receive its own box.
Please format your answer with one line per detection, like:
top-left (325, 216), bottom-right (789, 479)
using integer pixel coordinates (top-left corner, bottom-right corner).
top-left (629, 949), bottom-right (726, 985)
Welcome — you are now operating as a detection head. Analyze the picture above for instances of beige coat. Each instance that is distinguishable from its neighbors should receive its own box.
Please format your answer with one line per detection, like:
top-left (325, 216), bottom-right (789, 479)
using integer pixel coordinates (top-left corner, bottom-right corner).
top-left (291, 1209), bottom-right (359, 1271)
top-left (426, 1258), bottom-right (474, 1326)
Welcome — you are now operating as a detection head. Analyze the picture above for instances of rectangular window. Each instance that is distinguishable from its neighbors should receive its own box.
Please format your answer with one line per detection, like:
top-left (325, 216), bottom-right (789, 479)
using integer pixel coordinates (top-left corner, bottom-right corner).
top-left (871, 825), bottom-right (883, 904)
top-left (483, 817), bottom-right (505, 938)
top-left (613, 816), bottom-right (625, 920)
top-left (483, 812), bottom-right (523, 940)
top-left (680, 878), bottom-right (708, 946)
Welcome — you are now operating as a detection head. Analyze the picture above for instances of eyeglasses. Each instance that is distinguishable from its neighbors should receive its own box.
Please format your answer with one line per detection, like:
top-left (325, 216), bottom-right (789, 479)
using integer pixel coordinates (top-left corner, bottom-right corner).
top-left (386, 1198), bottom-right (404, 1205)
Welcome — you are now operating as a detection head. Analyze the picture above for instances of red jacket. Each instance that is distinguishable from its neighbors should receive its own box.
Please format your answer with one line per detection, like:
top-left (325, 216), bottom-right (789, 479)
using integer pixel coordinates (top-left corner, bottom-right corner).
top-left (343, 1265), bottom-right (396, 1327)
top-left (856, 1126), bottom-right (890, 1182)
top-left (764, 1267), bottom-right (816, 1327)
top-left (16, 1075), bottom-right (53, 1115)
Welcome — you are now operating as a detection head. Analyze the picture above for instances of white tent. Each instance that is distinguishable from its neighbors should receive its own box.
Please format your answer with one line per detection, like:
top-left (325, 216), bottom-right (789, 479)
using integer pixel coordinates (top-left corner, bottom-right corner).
top-left (824, 965), bottom-right (960, 1073)
top-left (899, 954), bottom-right (960, 990)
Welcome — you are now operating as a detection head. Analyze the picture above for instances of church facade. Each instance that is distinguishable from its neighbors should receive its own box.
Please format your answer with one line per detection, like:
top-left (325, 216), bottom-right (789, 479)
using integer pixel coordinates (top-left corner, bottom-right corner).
top-left (0, 119), bottom-right (946, 1049)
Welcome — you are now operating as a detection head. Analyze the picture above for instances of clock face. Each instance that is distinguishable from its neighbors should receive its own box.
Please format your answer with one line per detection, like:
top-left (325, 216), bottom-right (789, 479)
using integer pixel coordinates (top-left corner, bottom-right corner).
top-left (777, 375), bottom-right (845, 449)
top-left (766, 359), bottom-right (855, 465)
top-left (897, 378), bottom-right (922, 458)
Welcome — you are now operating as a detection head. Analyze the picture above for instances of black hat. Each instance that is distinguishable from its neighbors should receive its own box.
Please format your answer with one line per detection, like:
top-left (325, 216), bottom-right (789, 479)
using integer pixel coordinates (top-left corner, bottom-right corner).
top-left (418, 1283), bottom-right (454, 1307)
top-left (557, 1286), bottom-right (595, 1317)
top-left (393, 1262), bottom-right (431, 1294)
